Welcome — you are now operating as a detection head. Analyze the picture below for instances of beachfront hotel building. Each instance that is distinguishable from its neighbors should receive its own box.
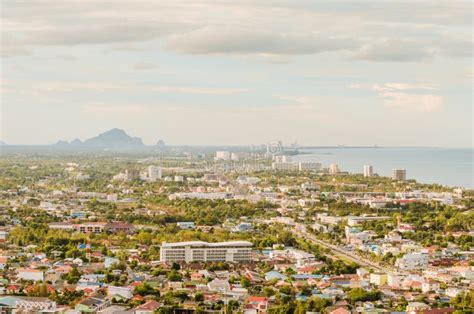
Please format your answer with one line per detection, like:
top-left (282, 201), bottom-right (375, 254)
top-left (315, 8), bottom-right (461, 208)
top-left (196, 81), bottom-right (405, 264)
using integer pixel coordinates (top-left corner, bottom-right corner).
top-left (160, 241), bottom-right (253, 263)
top-left (363, 165), bottom-right (373, 177)
top-left (392, 169), bottom-right (407, 181)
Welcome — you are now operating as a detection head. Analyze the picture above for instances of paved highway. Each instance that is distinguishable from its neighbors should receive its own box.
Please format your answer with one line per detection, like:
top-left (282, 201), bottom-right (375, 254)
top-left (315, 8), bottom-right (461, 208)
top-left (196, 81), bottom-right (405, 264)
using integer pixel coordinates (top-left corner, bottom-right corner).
top-left (297, 227), bottom-right (392, 273)
top-left (262, 219), bottom-right (392, 273)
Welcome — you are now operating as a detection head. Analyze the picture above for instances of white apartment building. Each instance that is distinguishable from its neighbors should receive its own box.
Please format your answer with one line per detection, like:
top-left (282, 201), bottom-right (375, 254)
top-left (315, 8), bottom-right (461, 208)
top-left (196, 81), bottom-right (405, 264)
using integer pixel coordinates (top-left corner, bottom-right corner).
top-left (215, 151), bottom-right (231, 161)
top-left (272, 162), bottom-right (299, 171)
top-left (392, 169), bottom-right (407, 181)
top-left (160, 241), bottom-right (253, 263)
top-left (363, 165), bottom-right (373, 177)
top-left (329, 163), bottom-right (340, 174)
top-left (169, 192), bottom-right (233, 200)
top-left (231, 152), bottom-right (249, 161)
top-left (299, 162), bottom-right (322, 171)
top-left (273, 155), bottom-right (291, 163)
top-left (148, 166), bottom-right (162, 181)
top-left (48, 222), bottom-right (75, 231)
top-left (271, 161), bottom-right (321, 172)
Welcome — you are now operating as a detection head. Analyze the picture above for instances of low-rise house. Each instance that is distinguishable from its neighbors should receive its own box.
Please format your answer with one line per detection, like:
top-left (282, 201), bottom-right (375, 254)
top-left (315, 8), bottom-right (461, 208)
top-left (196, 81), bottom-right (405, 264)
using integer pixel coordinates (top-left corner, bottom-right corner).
top-left (369, 273), bottom-right (388, 286)
top-left (0, 256), bottom-right (7, 271)
top-left (244, 296), bottom-right (268, 314)
top-left (264, 271), bottom-right (287, 281)
top-left (97, 305), bottom-right (132, 314)
top-left (75, 293), bottom-right (110, 313)
top-left (422, 279), bottom-right (440, 293)
top-left (406, 302), bottom-right (430, 313)
top-left (395, 252), bottom-right (429, 270)
top-left (207, 279), bottom-right (230, 293)
top-left (0, 296), bottom-right (56, 312)
top-left (107, 285), bottom-right (134, 301)
top-left (134, 300), bottom-right (161, 314)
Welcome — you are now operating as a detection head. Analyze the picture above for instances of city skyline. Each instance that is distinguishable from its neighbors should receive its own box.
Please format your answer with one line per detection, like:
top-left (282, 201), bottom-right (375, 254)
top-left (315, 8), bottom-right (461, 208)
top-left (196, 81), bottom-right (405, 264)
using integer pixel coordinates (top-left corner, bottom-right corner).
top-left (1, 1), bottom-right (472, 147)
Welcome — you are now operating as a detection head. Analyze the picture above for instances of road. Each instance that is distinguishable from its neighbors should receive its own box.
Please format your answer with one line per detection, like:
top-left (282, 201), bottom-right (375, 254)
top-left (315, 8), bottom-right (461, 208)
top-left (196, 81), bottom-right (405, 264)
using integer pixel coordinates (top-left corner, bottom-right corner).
top-left (298, 227), bottom-right (391, 273)
top-left (261, 219), bottom-right (391, 273)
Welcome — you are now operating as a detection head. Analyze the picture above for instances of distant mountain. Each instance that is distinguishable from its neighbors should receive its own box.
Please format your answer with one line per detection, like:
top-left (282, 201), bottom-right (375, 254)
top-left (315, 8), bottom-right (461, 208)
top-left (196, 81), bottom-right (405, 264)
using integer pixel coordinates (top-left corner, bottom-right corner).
top-left (82, 128), bottom-right (145, 150)
top-left (156, 139), bottom-right (166, 148)
top-left (54, 140), bottom-right (70, 147)
top-left (70, 138), bottom-right (83, 146)
top-left (2, 129), bottom-right (158, 151)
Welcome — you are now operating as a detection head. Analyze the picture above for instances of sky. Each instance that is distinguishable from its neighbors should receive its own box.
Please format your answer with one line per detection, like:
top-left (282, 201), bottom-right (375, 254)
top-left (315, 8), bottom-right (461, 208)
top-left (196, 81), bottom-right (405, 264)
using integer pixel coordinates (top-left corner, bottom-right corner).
top-left (0, 0), bottom-right (472, 147)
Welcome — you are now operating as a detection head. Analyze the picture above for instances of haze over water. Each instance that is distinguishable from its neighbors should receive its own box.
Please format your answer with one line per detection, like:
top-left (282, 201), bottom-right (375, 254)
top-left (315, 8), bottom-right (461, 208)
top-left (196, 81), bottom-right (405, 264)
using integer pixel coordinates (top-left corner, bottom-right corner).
top-left (293, 147), bottom-right (473, 188)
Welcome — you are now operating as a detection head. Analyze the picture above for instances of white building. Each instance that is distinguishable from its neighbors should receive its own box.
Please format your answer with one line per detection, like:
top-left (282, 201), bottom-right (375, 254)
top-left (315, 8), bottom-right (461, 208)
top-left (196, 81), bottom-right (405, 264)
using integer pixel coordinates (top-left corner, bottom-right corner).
top-left (48, 222), bottom-right (75, 231)
top-left (347, 216), bottom-right (390, 226)
top-left (169, 192), bottom-right (233, 200)
top-left (329, 163), bottom-right (340, 174)
top-left (148, 166), bottom-right (162, 181)
top-left (318, 213), bottom-right (345, 225)
top-left (174, 175), bottom-right (184, 182)
top-left (0, 296), bottom-right (56, 312)
top-left (392, 169), bottom-right (407, 181)
top-left (273, 155), bottom-right (291, 163)
top-left (107, 286), bottom-right (134, 300)
top-left (387, 273), bottom-right (404, 289)
top-left (215, 151), bottom-right (231, 161)
top-left (272, 162), bottom-right (299, 171)
top-left (237, 176), bottom-right (261, 185)
top-left (299, 162), bottom-right (322, 171)
top-left (17, 269), bottom-right (44, 282)
top-left (395, 252), bottom-right (429, 270)
top-left (160, 241), bottom-right (252, 263)
top-left (107, 194), bottom-right (118, 202)
top-left (363, 165), bottom-right (373, 177)
top-left (231, 152), bottom-right (249, 161)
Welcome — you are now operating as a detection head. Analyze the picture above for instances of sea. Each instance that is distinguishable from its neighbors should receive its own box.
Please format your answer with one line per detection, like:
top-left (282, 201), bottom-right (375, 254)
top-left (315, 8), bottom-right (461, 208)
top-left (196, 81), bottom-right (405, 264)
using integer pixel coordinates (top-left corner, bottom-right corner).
top-left (292, 147), bottom-right (473, 188)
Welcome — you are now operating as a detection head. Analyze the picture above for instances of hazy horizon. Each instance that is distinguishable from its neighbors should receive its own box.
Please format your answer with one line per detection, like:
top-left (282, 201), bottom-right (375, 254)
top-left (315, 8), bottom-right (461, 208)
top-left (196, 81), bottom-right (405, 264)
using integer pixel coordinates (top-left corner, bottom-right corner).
top-left (1, 1), bottom-right (472, 147)
top-left (1, 125), bottom-right (473, 149)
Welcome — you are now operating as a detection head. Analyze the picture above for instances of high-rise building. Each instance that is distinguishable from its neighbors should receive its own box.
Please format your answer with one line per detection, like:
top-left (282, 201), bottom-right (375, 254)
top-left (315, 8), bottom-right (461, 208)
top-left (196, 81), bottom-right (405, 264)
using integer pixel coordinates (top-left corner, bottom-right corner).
top-left (273, 155), bottom-right (291, 163)
top-left (215, 151), bottom-right (231, 161)
top-left (148, 166), bottom-right (162, 182)
top-left (125, 169), bottom-right (140, 181)
top-left (363, 165), bottom-right (373, 177)
top-left (329, 163), bottom-right (340, 174)
top-left (392, 169), bottom-right (406, 181)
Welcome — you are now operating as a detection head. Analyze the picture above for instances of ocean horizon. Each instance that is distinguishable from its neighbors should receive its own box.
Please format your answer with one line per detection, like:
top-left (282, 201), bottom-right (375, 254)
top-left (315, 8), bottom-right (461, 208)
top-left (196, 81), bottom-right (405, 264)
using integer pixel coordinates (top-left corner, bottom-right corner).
top-left (293, 147), bottom-right (473, 189)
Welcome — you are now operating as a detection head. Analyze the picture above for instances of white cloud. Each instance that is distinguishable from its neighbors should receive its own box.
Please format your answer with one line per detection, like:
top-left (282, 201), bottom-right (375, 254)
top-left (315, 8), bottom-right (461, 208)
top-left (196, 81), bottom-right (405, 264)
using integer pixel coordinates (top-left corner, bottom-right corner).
top-left (372, 83), bottom-right (444, 112)
top-left (352, 39), bottom-right (436, 62)
top-left (1, 1), bottom-right (471, 61)
top-left (77, 96), bottom-right (339, 145)
top-left (150, 86), bottom-right (250, 95)
top-left (4, 80), bottom-right (251, 95)
top-left (81, 103), bottom-right (149, 117)
top-left (133, 62), bottom-right (158, 70)
top-left (167, 26), bottom-right (354, 55)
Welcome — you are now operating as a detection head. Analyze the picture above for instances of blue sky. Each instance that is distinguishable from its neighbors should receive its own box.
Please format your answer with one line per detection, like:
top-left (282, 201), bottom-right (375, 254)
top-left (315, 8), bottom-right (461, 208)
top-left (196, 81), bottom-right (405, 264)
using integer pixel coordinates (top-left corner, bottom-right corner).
top-left (1, 1), bottom-right (472, 146)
